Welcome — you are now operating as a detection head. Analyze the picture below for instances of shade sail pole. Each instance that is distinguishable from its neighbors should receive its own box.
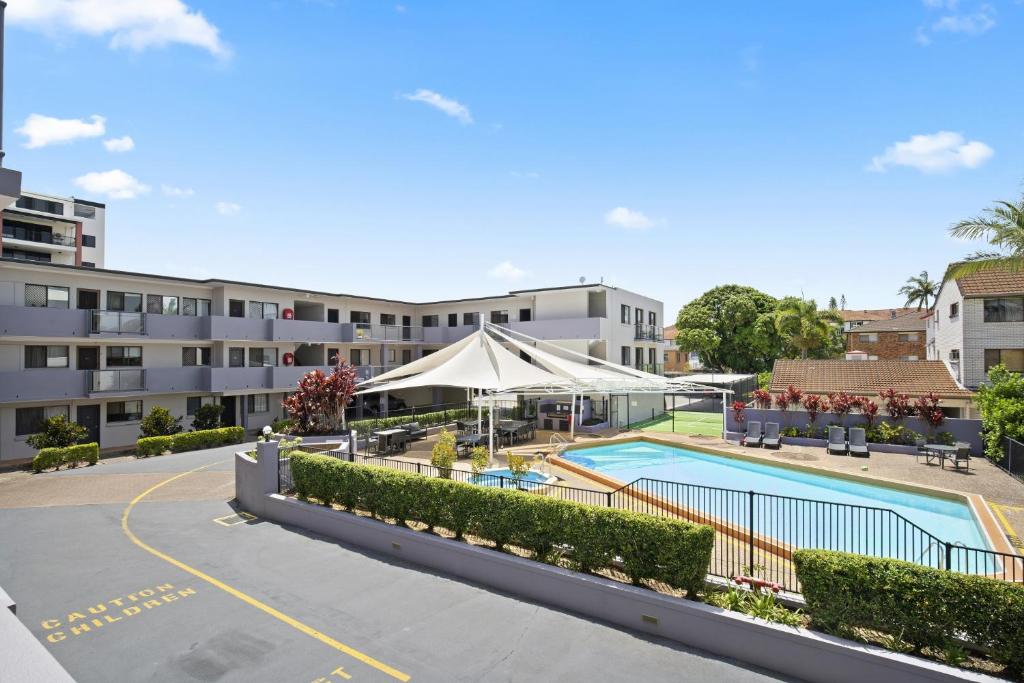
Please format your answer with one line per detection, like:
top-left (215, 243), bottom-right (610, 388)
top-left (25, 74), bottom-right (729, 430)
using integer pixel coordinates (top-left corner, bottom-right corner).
top-left (721, 390), bottom-right (728, 439)
top-left (569, 392), bottom-right (576, 441)
top-left (488, 394), bottom-right (495, 463)
top-left (477, 388), bottom-right (482, 435)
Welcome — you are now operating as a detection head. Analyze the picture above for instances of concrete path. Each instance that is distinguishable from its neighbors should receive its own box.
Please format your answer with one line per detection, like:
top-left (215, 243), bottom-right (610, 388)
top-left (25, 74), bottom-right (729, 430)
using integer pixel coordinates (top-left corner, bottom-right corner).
top-left (0, 444), bottom-right (790, 682)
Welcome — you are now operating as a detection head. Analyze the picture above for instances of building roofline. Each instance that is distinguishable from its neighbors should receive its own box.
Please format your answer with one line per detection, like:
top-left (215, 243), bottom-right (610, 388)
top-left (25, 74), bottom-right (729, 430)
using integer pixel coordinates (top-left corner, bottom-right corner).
top-left (71, 197), bottom-right (106, 209)
top-left (2, 207), bottom-right (80, 225)
top-left (508, 282), bottom-right (615, 295)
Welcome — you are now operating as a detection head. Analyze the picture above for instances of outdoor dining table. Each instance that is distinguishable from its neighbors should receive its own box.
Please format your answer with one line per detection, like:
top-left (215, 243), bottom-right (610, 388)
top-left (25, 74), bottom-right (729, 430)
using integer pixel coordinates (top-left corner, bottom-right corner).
top-left (922, 443), bottom-right (956, 466)
top-left (497, 420), bottom-right (530, 445)
top-left (373, 428), bottom-right (408, 455)
top-left (455, 433), bottom-right (485, 454)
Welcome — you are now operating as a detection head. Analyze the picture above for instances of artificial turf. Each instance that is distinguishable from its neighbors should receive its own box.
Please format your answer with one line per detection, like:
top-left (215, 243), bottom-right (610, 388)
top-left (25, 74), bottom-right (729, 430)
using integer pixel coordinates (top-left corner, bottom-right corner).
top-left (631, 410), bottom-right (724, 436)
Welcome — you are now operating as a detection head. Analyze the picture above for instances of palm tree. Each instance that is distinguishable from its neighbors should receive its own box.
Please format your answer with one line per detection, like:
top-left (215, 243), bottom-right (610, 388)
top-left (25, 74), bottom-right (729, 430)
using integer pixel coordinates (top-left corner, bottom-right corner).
top-left (946, 193), bottom-right (1024, 280)
top-left (774, 298), bottom-right (843, 360)
top-left (898, 271), bottom-right (938, 310)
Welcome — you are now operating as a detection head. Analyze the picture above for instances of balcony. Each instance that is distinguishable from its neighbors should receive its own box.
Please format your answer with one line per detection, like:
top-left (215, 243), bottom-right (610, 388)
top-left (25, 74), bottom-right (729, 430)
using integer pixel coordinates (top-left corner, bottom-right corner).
top-left (0, 306), bottom-right (90, 338)
top-left (344, 323), bottom-right (425, 343)
top-left (635, 363), bottom-right (665, 376)
top-left (0, 369), bottom-right (86, 402)
top-left (634, 324), bottom-right (664, 342)
top-left (270, 318), bottom-right (345, 343)
top-left (90, 311), bottom-right (146, 335)
top-left (1, 227), bottom-right (76, 254)
top-left (88, 369), bottom-right (146, 393)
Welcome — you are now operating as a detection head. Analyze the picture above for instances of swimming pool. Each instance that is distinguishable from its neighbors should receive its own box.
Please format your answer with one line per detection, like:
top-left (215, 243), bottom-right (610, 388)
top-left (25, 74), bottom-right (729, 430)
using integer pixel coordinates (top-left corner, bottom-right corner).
top-left (470, 468), bottom-right (557, 489)
top-left (562, 441), bottom-right (992, 565)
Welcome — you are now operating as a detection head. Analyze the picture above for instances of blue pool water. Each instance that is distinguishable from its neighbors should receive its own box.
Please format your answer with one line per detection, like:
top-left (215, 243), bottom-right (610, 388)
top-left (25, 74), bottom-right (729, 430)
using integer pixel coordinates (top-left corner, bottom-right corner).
top-left (470, 469), bottom-right (553, 488)
top-left (562, 442), bottom-right (991, 563)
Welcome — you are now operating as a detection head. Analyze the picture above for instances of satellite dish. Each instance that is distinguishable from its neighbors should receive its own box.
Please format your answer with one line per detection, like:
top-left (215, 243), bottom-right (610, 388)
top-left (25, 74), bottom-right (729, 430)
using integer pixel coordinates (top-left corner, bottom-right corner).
top-left (579, 276), bottom-right (586, 284)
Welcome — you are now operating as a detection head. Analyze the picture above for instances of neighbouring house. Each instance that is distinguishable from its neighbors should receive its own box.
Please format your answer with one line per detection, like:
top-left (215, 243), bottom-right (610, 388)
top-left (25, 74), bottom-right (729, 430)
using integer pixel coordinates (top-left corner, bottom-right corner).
top-left (661, 325), bottom-right (701, 376)
top-left (843, 312), bottom-right (927, 361)
top-left (1, 191), bottom-right (106, 268)
top-left (838, 307), bottom-right (919, 333)
top-left (768, 358), bottom-right (976, 418)
top-left (927, 265), bottom-right (1024, 389)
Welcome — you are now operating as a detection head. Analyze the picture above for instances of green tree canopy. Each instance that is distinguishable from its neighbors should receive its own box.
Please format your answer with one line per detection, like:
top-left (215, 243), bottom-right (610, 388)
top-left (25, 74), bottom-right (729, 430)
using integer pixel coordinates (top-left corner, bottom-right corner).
top-left (674, 285), bottom-right (781, 372)
top-left (946, 193), bottom-right (1024, 279)
top-left (898, 271), bottom-right (938, 309)
top-left (773, 297), bottom-right (844, 360)
top-left (976, 364), bottom-right (1024, 461)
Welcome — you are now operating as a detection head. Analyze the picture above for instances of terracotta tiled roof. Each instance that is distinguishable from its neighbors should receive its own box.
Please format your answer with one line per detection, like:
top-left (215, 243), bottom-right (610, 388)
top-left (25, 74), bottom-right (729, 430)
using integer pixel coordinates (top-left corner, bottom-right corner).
top-left (837, 307), bottom-right (918, 323)
top-left (844, 313), bottom-right (927, 333)
top-left (769, 359), bottom-right (973, 398)
top-left (955, 269), bottom-right (1024, 297)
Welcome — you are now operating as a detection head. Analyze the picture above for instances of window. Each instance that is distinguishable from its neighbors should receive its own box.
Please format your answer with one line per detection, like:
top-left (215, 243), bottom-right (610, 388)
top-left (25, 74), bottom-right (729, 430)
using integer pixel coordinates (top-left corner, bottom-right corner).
top-left (949, 302), bottom-right (959, 319)
top-left (147, 294), bottom-right (179, 315)
top-left (402, 349), bottom-right (412, 364)
top-left (422, 315), bottom-right (439, 328)
top-left (25, 284), bottom-right (69, 309)
top-left (635, 347), bottom-right (643, 368)
top-left (350, 349), bottom-right (369, 366)
top-left (108, 400), bottom-right (143, 423)
top-left (81, 262), bottom-right (95, 269)
top-left (949, 349), bottom-right (960, 362)
top-left (421, 349), bottom-right (436, 357)
top-left (984, 349), bottom-right (1024, 373)
top-left (327, 308), bottom-right (339, 323)
top-left (248, 394), bottom-right (269, 414)
top-left (15, 405), bottom-right (69, 436)
top-left (327, 348), bottom-right (340, 365)
top-left (350, 311), bottom-right (370, 324)
top-left (649, 348), bottom-right (656, 365)
top-left (490, 310), bottom-right (508, 324)
top-left (635, 308), bottom-right (643, 327)
top-left (897, 332), bottom-right (919, 343)
top-left (16, 196), bottom-right (63, 215)
top-left (648, 311), bottom-right (656, 326)
top-left (448, 313), bottom-right (459, 327)
top-left (228, 347), bottom-right (246, 367)
top-left (248, 301), bottom-right (278, 319)
top-left (73, 203), bottom-right (97, 219)
top-left (3, 248), bottom-right (51, 262)
top-left (463, 312), bottom-right (479, 326)
top-left (82, 234), bottom-right (96, 248)
top-left (248, 348), bottom-right (278, 367)
top-left (229, 300), bottom-right (245, 318)
top-left (387, 349), bottom-right (397, 363)
top-left (107, 346), bottom-right (142, 367)
top-left (380, 313), bottom-right (396, 326)
top-left (187, 396), bottom-right (214, 416)
top-left (182, 297), bottom-right (212, 316)
top-left (182, 347), bottom-right (212, 366)
top-left (519, 308), bottom-right (532, 322)
top-left (620, 346), bottom-right (631, 365)
top-left (858, 333), bottom-right (879, 343)
top-left (107, 291), bottom-right (142, 313)
top-left (25, 345), bottom-right (69, 368)
top-left (984, 297), bottom-right (1024, 323)
top-left (620, 305), bottom-right (631, 324)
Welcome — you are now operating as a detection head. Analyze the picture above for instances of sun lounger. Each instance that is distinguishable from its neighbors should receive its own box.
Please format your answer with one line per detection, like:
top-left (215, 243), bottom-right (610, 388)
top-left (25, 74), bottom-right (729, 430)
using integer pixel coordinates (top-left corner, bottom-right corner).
top-left (848, 427), bottom-right (869, 457)
top-left (745, 421), bottom-right (762, 447)
top-left (827, 426), bottom-right (847, 455)
top-left (762, 422), bottom-right (781, 449)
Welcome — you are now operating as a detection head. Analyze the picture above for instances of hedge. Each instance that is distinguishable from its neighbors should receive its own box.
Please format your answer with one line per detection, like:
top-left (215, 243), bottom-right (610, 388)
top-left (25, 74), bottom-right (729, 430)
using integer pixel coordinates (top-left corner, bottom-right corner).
top-left (136, 426), bottom-right (245, 456)
top-left (347, 408), bottom-right (478, 437)
top-left (32, 442), bottom-right (99, 473)
top-left (290, 452), bottom-right (715, 596)
top-left (794, 549), bottom-right (1024, 675)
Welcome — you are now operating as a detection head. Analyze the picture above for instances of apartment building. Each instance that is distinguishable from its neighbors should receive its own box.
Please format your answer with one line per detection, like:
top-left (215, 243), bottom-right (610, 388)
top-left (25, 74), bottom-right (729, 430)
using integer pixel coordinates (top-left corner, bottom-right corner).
top-left (838, 307), bottom-right (918, 332)
top-left (0, 258), bottom-right (664, 461)
top-left (927, 266), bottom-right (1024, 389)
top-left (844, 313), bottom-right (926, 361)
top-left (0, 191), bottom-right (106, 268)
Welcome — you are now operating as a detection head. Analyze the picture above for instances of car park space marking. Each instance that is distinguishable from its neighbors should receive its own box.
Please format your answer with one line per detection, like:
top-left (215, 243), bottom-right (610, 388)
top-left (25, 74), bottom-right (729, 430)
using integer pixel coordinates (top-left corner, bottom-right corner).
top-left (213, 511), bottom-right (257, 526)
top-left (312, 665), bottom-right (354, 681)
top-left (990, 504), bottom-right (1023, 549)
top-left (40, 583), bottom-right (198, 644)
top-left (121, 462), bottom-right (411, 682)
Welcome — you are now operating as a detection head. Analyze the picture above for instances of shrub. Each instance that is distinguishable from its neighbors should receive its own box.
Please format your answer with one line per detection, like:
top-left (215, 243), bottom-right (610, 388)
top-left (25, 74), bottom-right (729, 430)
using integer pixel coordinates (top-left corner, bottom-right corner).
top-left (976, 364), bottom-right (1024, 461)
top-left (32, 442), bottom-right (99, 473)
top-left (469, 446), bottom-right (489, 476)
top-left (430, 428), bottom-right (458, 476)
top-left (26, 414), bottom-right (88, 450)
top-left (347, 407), bottom-right (476, 437)
top-left (731, 400), bottom-right (746, 425)
top-left (191, 403), bottom-right (223, 431)
top-left (290, 454), bottom-right (715, 596)
top-left (271, 417), bottom-right (296, 434)
top-left (135, 426), bottom-right (245, 456)
top-left (282, 359), bottom-right (358, 434)
top-left (794, 549), bottom-right (1024, 675)
top-left (140, 406), bottom-right (183, 437)
top-left (507, 453), bottom-right (529, 480)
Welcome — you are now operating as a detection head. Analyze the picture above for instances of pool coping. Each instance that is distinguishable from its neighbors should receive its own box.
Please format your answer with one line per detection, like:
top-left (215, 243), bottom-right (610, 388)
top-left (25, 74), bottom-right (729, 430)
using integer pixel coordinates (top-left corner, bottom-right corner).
top-left (555, 435), bottom-right (1017, 562)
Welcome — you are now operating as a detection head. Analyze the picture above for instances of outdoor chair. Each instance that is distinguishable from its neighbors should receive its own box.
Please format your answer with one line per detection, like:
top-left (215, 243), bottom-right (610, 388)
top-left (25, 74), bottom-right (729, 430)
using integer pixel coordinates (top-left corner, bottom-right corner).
top-left (398, 422), bottom-right (427, 440)
top-left (827, 426), bottom-right (847, 455)
top-left (761, 422), bottom-right (781, 449)
top-left (947, 442), bottom-right (971, 472)
top-left (848, 427), bottom-right (869, 457)
top-left (745, 421), bottom-right (762, 448)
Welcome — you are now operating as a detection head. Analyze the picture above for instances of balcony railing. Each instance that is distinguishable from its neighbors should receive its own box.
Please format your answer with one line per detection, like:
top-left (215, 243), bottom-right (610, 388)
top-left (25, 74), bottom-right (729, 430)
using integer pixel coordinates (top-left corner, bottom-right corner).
top-left (90, 311), bottom-right (146, 335)
top-left (2, 229), bottom-right (76, 247)
top-left (634, 324), bottom-right (663, 342)
top-left (88, 369), bottom-right (146, 392)
top-left (635, 363), bottom-right (665, 376)
top-left (352, 324), bottom-right (425, 343)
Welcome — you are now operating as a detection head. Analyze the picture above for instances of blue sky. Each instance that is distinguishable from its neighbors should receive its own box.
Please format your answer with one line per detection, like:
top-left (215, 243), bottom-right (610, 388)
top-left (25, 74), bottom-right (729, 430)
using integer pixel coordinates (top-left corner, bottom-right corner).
top-left (5, 0), bottom-right (1023, 318)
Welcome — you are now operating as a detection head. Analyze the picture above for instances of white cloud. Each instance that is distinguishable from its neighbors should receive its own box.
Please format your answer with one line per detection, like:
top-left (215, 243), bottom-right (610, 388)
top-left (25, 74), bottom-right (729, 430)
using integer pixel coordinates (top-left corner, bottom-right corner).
top-left (103, 135), bottom-right (135, 152)
top-left (7, 0), bottom-right (229, 58)
top-left (73, 169), bottom-right (150, 199)
top-left (216, 201), bottom-right (241, 216)
top-left (932, 5), bottom-right (995, 35)
top-left (16, 113), bottom-right (105, 148)
top-left (867, 131), bottom-right (993, 173)
top-left (395, 4), bottom-right (407, 12)
top-left (487, 261), bottom-right (530, 281)
top-left (604, 206), bottom-right (654, 230)
top-left (161, 184), bottom-right (194, 197)
top-left (401, 89), bottom-right (473, 124)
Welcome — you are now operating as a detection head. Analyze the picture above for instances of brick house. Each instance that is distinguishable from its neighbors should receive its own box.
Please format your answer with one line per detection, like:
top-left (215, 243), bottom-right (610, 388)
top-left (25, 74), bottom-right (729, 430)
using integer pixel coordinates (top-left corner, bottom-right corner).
top-left (844, 313), bottom-right (927, 361)
top-left (662, 325), bottom-right (688, 375)
top-left (838, 307), bottom-right (918, 332)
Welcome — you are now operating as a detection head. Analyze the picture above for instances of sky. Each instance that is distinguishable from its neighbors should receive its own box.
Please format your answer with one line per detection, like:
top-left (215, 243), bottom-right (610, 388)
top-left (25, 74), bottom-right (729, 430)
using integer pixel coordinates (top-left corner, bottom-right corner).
top-left (4, 0), bottom-right (1024, 318)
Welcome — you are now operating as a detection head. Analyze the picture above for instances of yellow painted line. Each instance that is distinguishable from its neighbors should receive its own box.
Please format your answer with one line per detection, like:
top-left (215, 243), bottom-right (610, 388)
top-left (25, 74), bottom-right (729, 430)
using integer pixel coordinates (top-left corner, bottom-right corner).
top-left (213, 512), bottom-right (257, 527)
top-left (121, 462), bottom-right (410, 682)
top-left (991, 504), bottom-right (1021, 544)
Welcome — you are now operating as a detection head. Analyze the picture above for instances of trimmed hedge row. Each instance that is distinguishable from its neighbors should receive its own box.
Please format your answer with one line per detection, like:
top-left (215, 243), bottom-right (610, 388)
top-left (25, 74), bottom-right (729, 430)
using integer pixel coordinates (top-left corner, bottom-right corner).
top-left (794, 549), bottom-right (1024, 675)
top-left (290, 452), bottom-right (715, 596)
top-left (32, 442), bottom-right (99, 473)
top-left (136, 426), bottom-right (245, 456)
top-left (348, 408), bottom-right (477, 437)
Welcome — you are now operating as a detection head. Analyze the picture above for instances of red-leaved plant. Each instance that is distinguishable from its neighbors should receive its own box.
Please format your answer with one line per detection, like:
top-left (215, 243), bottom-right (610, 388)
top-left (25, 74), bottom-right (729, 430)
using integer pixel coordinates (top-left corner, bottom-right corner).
top-left (861, 399), bottom-right (879, 427)
top-left (879, 388), bottom-right (912, 421)
top-left (914, 392), bottom-right (945, 434)
top-left (752, 388), bottom-right (772, 409)
top-left (802, 394), bottom-right (822, 436)
top-left (828, 392), bottom-right (854, 420)
top-left (784, 385), bottom-right (803, 407)
top-left (731, 400), bottom-right (747, 425)
top-left (281, 357), bottom-right (359, 434)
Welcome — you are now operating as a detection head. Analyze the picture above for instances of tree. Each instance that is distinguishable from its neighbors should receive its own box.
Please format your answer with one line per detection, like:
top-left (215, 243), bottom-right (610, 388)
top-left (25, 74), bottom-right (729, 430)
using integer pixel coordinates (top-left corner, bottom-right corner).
top-left (773, 297), bottom-right (844, 360)
top-left (946, 192), bottom-right (1024, 280)
top-left (431, 428), bottom-right (458, 477)
top-left (674, 285), bottom-right (782, 372)
top-left (898, 271), bottom-right (938, 310)
top-left (191, 403), bottom-right (223, 431)
top-left (140, 406), bottom-right (183, 437)
top-left (282, 357), bottom-right (359, 434)
top-left (26, 415), bottom-right (88, 450)
top-left (828, 296), bottom-right (838, 310)
top-left (975, 364), bottom-right (1024, 461)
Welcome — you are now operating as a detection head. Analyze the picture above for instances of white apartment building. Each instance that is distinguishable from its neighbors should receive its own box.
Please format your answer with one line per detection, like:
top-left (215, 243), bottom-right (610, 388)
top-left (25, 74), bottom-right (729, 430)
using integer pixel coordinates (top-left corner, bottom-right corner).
top-left (926, 266), bottom-right (1024, 389)
top-left (1, 191), bottom-right (106, 268)
top-left (0, 257), bottom-right (664, 462)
